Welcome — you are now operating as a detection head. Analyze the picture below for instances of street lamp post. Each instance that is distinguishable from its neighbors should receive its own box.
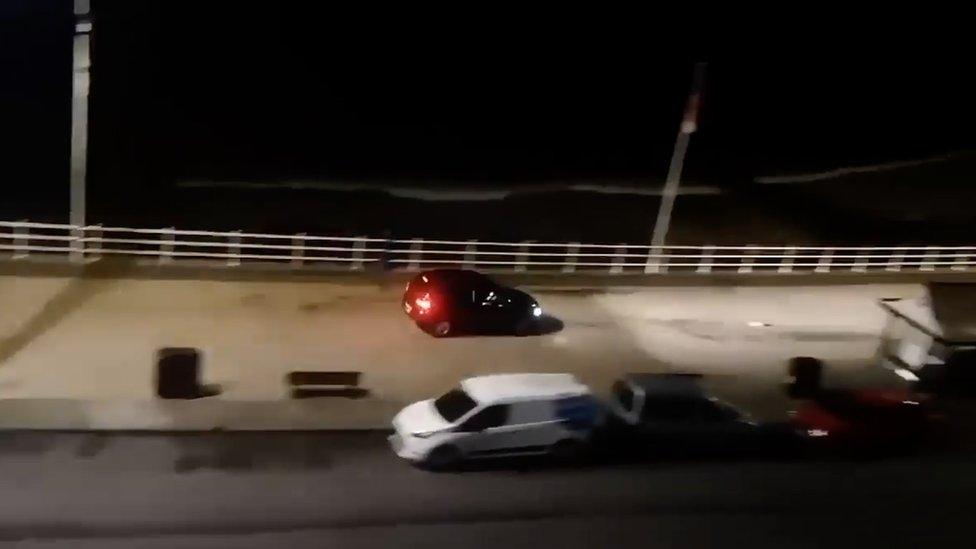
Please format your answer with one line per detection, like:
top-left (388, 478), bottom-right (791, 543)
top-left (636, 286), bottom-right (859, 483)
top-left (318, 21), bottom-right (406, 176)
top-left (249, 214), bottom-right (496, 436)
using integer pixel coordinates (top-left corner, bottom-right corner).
top-left (70, 0), bottom-right (92, 261)
top-left (647, 62), bottom-right (706, 273)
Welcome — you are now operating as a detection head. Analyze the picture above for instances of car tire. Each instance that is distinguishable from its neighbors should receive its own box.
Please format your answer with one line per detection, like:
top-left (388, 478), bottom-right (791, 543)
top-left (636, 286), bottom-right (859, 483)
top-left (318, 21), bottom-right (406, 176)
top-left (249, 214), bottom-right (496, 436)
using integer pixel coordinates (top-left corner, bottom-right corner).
top-left (550, 438), bottom-right (585, 464)
top-left (424, 445), bottom-right (461, 471)
top-left (431, 321), bottom-right (452, 338)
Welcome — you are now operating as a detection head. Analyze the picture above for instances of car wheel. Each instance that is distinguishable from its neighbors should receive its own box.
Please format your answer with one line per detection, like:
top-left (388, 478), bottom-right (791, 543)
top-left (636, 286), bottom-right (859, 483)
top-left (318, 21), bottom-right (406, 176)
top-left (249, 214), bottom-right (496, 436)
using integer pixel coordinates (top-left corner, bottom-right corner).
top-left (424, 445), bottom-right (461, 471)
top-left (431, 321), bottom-right (452, 337)
top-left (550, 439), bottom-right (585, 464)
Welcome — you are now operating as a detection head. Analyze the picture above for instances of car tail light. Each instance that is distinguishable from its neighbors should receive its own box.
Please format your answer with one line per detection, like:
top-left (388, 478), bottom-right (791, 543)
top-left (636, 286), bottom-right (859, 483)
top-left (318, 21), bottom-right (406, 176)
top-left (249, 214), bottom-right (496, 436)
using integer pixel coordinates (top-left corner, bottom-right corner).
top-left (415, 293), bottom-right (432, 311)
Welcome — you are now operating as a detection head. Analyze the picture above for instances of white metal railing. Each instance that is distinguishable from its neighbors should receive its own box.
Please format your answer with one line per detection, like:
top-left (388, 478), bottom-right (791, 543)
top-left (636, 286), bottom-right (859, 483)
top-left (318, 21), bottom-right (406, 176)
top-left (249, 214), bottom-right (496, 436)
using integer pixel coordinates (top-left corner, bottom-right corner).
top-left (1, 220), bottom-right (974, 274)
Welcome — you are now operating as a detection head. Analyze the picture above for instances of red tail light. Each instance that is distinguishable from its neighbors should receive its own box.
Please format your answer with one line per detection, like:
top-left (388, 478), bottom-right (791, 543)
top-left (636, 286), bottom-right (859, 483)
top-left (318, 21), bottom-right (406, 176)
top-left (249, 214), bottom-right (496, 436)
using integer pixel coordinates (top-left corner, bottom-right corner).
top-left (415, 293), bottom-right (432, 312)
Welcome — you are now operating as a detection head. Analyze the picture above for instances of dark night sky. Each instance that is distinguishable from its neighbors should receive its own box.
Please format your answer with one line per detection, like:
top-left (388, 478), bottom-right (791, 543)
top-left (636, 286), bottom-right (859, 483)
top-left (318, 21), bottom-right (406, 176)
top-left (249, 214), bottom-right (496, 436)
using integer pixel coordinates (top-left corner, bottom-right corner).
top-left (2, 1), bottom-right (974, 231)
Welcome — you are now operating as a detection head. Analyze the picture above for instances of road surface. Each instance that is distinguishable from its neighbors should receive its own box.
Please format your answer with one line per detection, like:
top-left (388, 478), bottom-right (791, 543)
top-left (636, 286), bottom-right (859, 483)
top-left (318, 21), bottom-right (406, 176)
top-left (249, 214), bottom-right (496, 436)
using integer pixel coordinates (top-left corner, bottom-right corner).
top-left (1, 431), bottom-right (974, 548)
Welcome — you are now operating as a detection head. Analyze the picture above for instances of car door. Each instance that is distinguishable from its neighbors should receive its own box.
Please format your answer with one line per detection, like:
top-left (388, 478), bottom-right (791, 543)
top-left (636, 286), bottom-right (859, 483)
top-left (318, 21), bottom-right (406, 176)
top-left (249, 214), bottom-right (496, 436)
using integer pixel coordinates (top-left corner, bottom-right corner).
top-left (501, 400), bottom-right (563, 454)
top-left (638, 397), bottom-right (699, 441)
top-left (472, 287), bottom-right (511, 331)
top-left (453, 404), bottom-right (514, 457)
top-left (686, 399), bottom-right (746, 450)
top-left (641, 397), bottom-right (746, 453)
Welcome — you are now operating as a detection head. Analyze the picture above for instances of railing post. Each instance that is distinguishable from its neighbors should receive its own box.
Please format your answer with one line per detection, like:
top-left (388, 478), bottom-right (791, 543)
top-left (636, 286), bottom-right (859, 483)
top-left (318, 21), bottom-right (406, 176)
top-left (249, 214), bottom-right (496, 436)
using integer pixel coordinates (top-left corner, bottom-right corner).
top-left (920, 246), bottom-right (937, 272)
top-left (852, 247), bottom-right (868, 272)
top-left (290, 233), bottom-right (305, 268)
top-left (610, 245), bottom-right (627, 274)
top-left (514, 241), bottom-right (531, 273)
top-left (407, 238), bottom-right (423, 271)
top-left (738, 245), bottom-right (757, 273)
top-left (645, 246), bottom-right (666, 274)
top-left (951, 250), bottom-right (969, 272)
top-left (562, 242), bottom-right (580, 273)
top-left (227, 231), bottom-right (242, 267)
top-left (69, 225), bottom-right (84, 263)
top-left (159, 227), bottom-right (175, 265)
top-left (885, 250), bottom-right (904, 272)
top-left (696, 245), bottom-right (714, 274)
top-left (89, 224), bottom-right (102, 261)
top-left (815, 248), bottom-right (833, 273)
top-left (462, 239), bottom-right (477, 270)
top-left (778, 246), bottom-right (796, 273)
top-left (350, 237), bottom-right (366, 271)
top-left (12, 220), bottom-right (29, 260)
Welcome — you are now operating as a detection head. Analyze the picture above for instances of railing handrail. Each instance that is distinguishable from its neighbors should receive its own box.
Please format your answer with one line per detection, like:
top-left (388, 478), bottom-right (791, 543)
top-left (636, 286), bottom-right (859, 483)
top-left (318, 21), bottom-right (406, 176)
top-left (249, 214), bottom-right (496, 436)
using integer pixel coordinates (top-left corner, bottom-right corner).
top-left (2, 219), bottom-right (974, 275)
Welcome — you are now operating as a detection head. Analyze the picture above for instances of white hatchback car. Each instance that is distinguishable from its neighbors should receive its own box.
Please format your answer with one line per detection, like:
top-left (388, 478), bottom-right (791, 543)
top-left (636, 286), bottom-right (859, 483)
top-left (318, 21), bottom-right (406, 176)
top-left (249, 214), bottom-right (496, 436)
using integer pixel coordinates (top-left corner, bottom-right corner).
top-left (390, 373), bottom-right (600, 469)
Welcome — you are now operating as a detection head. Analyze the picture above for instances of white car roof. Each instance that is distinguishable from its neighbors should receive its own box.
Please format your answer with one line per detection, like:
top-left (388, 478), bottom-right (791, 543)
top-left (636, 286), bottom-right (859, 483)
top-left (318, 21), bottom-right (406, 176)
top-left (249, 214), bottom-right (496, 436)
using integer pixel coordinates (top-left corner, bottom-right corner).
top-left (461, 373), bottom-right (589, 404)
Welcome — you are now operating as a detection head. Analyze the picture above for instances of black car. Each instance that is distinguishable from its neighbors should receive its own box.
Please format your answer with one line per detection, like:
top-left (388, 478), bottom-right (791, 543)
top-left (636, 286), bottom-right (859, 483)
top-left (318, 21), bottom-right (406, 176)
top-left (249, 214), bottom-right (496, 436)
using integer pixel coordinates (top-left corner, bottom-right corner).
top-left (401, 269), bottom-right (543, 337)
top-left (601, 374), bottom-right (793, 458)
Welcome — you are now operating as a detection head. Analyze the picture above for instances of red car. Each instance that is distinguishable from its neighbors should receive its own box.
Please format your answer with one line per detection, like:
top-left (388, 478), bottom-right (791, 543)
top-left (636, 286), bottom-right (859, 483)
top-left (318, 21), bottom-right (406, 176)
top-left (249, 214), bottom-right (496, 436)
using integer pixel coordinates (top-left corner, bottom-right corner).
top-left (402, 269), bottom-right (542, 337)
top-left (790, 389), bottom-right (931, 454)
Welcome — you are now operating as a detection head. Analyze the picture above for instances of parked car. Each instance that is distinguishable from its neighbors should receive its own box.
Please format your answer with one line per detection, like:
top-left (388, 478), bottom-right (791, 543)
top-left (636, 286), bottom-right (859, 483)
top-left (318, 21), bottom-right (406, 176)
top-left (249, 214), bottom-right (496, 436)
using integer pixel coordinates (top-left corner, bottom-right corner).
top-left (389, 373), bottom-right (601, 469)
top-left (401, 269), bottom-right (543, 337)
top-left (790, 388), bottom-right (931, 454)
top-left (602, 374), bottom-right (781, 457)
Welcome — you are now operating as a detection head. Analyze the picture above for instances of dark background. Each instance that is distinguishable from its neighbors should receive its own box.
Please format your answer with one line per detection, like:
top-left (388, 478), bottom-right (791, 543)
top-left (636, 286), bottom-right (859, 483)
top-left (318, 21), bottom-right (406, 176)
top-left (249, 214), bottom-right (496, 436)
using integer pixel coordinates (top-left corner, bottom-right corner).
top-left (2, 1), bottom-right (974, 243)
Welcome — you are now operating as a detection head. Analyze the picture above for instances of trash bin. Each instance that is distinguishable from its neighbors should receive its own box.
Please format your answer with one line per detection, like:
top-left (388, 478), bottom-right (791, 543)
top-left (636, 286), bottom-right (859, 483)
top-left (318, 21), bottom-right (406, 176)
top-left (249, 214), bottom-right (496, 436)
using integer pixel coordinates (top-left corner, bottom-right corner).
top-left (156, 347), bottom-right (202, 399)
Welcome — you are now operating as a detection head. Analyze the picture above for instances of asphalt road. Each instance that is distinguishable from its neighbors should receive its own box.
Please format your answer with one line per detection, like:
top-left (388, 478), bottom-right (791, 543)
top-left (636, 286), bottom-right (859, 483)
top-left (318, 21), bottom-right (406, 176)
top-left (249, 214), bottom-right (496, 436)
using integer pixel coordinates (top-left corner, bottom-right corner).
top-left (2, 431), bottom-right (975, 548)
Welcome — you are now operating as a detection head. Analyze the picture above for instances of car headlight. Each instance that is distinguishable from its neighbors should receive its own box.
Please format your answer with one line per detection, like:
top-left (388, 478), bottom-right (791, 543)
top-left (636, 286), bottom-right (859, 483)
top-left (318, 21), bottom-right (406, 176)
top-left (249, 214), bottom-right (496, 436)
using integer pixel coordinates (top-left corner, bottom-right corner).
top-left (532, 306), bottom-right (542, 317)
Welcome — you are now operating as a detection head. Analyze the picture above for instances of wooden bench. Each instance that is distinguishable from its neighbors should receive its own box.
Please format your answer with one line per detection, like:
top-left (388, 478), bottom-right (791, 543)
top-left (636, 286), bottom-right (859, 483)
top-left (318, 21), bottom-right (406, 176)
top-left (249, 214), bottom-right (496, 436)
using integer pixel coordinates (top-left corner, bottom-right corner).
top-left (286, 371), bottom-right (368, 399)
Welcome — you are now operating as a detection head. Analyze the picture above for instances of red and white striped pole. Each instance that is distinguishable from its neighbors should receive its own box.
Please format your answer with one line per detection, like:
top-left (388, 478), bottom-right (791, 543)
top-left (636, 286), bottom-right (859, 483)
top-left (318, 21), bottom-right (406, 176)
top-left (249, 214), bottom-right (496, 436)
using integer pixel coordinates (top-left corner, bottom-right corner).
top-left (647, 63), bottom-right (706, 273)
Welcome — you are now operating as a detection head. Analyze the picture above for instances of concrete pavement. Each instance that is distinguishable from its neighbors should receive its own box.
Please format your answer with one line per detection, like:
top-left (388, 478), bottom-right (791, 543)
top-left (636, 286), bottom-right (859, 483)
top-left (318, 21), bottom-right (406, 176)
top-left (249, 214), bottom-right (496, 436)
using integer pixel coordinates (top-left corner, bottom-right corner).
top-left (0, 270), bottom-right (921, 428)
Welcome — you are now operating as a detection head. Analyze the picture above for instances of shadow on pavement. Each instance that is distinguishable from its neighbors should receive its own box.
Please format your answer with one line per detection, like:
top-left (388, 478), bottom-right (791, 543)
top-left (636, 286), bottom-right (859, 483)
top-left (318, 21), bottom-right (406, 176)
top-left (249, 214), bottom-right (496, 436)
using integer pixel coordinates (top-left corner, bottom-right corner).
top-left (0, 260), bottom-right (125, 366)
top-left (0, 432), bottom-right (59, 456)
top-left (170, 432), bottom-right (337, 472)
top-left (434, 314), bottom-right (565, 338)
top-left (529, 314), bottom-right (564, 336)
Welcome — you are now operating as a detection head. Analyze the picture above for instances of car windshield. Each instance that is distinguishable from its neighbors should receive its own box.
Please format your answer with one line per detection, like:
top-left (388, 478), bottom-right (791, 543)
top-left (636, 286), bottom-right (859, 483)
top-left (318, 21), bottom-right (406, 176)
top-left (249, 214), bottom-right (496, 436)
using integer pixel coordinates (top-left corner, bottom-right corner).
top-left (433, 388), bottom-right (478, 422)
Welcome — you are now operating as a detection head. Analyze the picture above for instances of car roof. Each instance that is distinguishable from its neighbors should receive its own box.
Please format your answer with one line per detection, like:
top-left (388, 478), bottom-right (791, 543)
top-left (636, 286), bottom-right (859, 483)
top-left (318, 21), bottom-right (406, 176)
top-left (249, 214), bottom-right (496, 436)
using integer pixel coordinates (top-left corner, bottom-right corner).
top-left (417, 269), bottom-right (489, 282)
top-left (624, 373), bottom-right (705, 398)
top-left (461, 373), bottom-right (590, 403)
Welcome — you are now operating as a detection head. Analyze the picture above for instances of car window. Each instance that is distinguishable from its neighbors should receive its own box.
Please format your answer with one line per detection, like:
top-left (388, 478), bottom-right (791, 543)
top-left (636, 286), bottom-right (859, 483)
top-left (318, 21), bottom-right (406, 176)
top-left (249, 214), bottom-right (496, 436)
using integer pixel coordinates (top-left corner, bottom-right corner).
top-left (433, 388), bottom-right (478, 423)
top-left (460, 404), bottom-right (509, 431)
top-left (477, 288), bottom-right (499, 304)
top-left (640, 397), bottom-right (700, 421)
top-left (508, 400), bottom-right (551, 425)
top-left (695, 400), bottom-right (733, 422)
top-left (612, 381), bottom-right (635, 412)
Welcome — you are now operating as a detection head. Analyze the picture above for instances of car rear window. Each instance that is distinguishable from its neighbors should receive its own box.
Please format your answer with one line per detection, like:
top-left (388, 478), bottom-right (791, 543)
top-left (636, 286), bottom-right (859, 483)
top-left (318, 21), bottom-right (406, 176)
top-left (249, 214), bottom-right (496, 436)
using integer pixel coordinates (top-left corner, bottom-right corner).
top-left (407, 274), bottom-right (431, 292)
top-left (422, 270), bottom-right (493, 289)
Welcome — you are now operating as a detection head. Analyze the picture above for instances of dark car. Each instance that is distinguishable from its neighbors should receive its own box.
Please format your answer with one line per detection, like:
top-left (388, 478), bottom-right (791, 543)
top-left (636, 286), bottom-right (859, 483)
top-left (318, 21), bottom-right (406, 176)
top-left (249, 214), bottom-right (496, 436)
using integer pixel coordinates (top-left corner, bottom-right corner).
top-left (402, 269), bottom-right (543, 337)
top-left (601, 374), bottom-right (791, 458)
top-left (790, 389), bottom-right (932, 454)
